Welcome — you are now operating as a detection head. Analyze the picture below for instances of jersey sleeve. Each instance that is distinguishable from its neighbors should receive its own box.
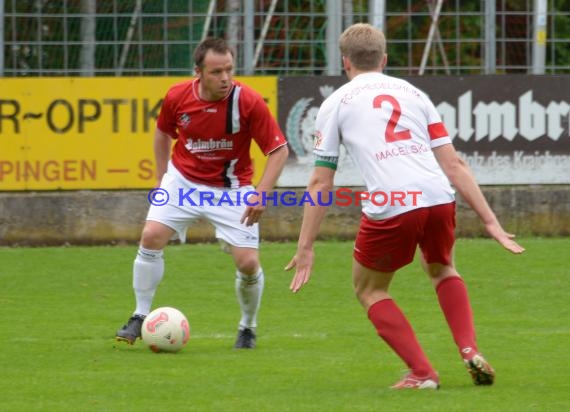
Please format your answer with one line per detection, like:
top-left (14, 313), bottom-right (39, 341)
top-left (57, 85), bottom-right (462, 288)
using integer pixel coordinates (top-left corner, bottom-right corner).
top-left (156, 87), bottom-right (179, 139)
top-left (421, 92), bottom-right (452, 148)
top-left (313, 97), bottom-right (341, 169)
top-left (249, 96), bottom-right (288, 155)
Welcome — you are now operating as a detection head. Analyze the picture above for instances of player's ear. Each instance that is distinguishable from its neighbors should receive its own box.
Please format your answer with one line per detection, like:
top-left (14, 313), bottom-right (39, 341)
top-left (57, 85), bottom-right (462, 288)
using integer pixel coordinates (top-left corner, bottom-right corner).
top-left (194, 65), bottom-right (201, 78)
top-left (342, 55), bottom-right (350, 71)
top-left (381, 54), bottom-right (388, 69)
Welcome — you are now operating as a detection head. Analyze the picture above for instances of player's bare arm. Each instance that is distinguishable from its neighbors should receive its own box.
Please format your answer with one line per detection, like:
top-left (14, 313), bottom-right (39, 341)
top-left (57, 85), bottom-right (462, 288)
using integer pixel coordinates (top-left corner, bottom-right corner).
top-left (153, 128), bottom-right (173, 187)
top-left (286, 166), bottom-right (335, 292)
top-left (433, 144), bottom-right (525, 254)
top-left (241, 145), bottom-right (289, 227)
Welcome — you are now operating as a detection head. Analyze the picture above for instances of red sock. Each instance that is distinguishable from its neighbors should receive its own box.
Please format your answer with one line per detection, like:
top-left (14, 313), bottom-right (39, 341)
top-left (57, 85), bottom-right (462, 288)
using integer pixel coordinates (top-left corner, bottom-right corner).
top-left (367, 299), bottom-right (435, 378)
top-left (436, 276), bottom-right (478, 359)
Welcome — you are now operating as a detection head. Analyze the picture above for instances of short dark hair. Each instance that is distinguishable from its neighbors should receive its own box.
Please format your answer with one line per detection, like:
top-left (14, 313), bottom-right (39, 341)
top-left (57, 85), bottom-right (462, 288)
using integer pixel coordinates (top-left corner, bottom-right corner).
top-left (194, 37), bottom-right (234, 68)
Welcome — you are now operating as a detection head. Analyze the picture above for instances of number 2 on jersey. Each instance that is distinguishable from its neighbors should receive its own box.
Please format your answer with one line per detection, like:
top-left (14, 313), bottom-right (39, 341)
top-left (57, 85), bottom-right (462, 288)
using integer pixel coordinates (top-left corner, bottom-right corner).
top-left (373, 95), bottom-right (411, 143)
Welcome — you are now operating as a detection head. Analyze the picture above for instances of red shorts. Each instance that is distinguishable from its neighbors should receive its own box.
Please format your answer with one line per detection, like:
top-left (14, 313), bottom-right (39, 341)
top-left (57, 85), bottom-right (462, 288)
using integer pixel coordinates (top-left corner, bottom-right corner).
top-left (354, 202), bottom-right (456, 272)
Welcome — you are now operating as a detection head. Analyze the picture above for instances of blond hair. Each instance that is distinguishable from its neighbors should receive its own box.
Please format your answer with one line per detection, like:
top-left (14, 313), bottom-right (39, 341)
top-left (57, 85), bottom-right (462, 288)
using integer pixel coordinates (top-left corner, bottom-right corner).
top-left (339, 23), bottom-right (386, 70)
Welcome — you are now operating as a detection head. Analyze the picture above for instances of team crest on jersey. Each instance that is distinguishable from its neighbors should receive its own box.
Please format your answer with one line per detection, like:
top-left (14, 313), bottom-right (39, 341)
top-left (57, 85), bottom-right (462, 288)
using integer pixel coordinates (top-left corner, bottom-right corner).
top-left (313, 130), bottom-right (323, 148)
top-left (179, 113), bottom-right (191, 129)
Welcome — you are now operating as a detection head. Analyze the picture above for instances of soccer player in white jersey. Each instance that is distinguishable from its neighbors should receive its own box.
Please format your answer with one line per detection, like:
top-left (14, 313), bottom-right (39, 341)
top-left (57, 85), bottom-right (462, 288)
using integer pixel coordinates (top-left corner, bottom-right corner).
top-left (116, 37), bottom-right (289, 349)
top-left (286, 23), bottom-right (524, 389)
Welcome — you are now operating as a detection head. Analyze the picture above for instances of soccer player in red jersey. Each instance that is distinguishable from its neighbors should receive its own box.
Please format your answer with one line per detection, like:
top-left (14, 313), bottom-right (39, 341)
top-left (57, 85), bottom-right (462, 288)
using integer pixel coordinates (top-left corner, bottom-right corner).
top-left (117, 37), bottom-right (289, 349)
top-left (286, 23), bottom-right (524, 388)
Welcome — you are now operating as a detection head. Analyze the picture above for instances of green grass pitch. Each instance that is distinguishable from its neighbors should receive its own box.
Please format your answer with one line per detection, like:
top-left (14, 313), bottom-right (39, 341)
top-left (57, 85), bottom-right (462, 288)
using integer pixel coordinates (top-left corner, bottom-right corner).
top-left (1, 238), bottom-right (569, 411)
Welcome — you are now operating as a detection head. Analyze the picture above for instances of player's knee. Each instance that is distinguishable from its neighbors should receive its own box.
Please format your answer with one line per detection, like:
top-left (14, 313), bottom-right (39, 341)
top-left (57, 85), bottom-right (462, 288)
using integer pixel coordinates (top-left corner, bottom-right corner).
top-left (354, 287), bottom-right (391, 309)
top-left (236, 257), bottom-right (259, 276)
top-left (353, 282), bottom-right (365, 298)
top-left (140, 226), bottom-right (168, 250)
top-left (426, 263), bottom-right (458, 280)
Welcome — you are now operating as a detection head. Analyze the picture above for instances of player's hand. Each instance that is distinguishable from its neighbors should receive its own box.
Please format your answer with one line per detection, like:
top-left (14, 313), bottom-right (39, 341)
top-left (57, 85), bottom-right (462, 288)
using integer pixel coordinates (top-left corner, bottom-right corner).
top-left (240, 193), bottom-right (266, 226)
top-left (285, 248), bottom-right (314, 293)
top-left (485, 223), bottom-right (525, 254)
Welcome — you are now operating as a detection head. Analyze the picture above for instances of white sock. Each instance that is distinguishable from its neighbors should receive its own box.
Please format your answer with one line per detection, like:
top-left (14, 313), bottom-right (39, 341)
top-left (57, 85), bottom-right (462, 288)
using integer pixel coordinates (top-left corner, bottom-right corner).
top-left (132, 247), bottom-right (164, 316)
top-left (235, 268), bottom-right (264, 330)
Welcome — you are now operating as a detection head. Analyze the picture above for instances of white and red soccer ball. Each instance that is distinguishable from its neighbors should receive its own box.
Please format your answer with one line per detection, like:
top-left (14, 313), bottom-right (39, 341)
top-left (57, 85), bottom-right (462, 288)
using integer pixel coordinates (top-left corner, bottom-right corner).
top-left (141, 307), bottom-right (190, 353)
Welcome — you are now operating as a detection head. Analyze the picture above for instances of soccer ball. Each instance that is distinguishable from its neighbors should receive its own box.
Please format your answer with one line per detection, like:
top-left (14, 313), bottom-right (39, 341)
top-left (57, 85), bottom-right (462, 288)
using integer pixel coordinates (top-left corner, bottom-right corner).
top-left (141, 307), bottom-right (190, 353)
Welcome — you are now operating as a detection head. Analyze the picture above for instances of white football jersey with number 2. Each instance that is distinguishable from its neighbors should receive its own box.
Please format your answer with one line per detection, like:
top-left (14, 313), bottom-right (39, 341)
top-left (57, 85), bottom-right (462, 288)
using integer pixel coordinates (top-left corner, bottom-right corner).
top-left (314, 72), bottom-right (456, 219)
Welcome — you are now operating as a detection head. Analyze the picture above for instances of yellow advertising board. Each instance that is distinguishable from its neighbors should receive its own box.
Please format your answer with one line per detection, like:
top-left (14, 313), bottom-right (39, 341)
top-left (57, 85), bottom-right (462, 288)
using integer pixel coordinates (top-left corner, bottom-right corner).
top-left (0, 76), bottom-right (277, 190)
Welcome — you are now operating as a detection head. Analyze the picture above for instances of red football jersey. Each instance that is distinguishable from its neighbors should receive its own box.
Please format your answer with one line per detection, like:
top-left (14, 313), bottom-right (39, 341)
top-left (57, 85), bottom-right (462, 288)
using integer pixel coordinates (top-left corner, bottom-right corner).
top-left (157, 79), bottom-right (287, 188)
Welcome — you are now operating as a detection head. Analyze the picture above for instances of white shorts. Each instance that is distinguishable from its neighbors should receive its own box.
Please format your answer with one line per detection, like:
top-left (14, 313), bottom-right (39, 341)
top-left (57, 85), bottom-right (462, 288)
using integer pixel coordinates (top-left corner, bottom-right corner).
top-left (146, 162), bottom-right (259, 249)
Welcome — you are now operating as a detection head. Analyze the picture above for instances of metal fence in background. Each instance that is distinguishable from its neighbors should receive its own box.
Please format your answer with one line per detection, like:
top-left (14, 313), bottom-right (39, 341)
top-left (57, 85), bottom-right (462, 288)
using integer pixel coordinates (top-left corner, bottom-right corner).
top-left (1, 0), bottom-right (569, 77)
